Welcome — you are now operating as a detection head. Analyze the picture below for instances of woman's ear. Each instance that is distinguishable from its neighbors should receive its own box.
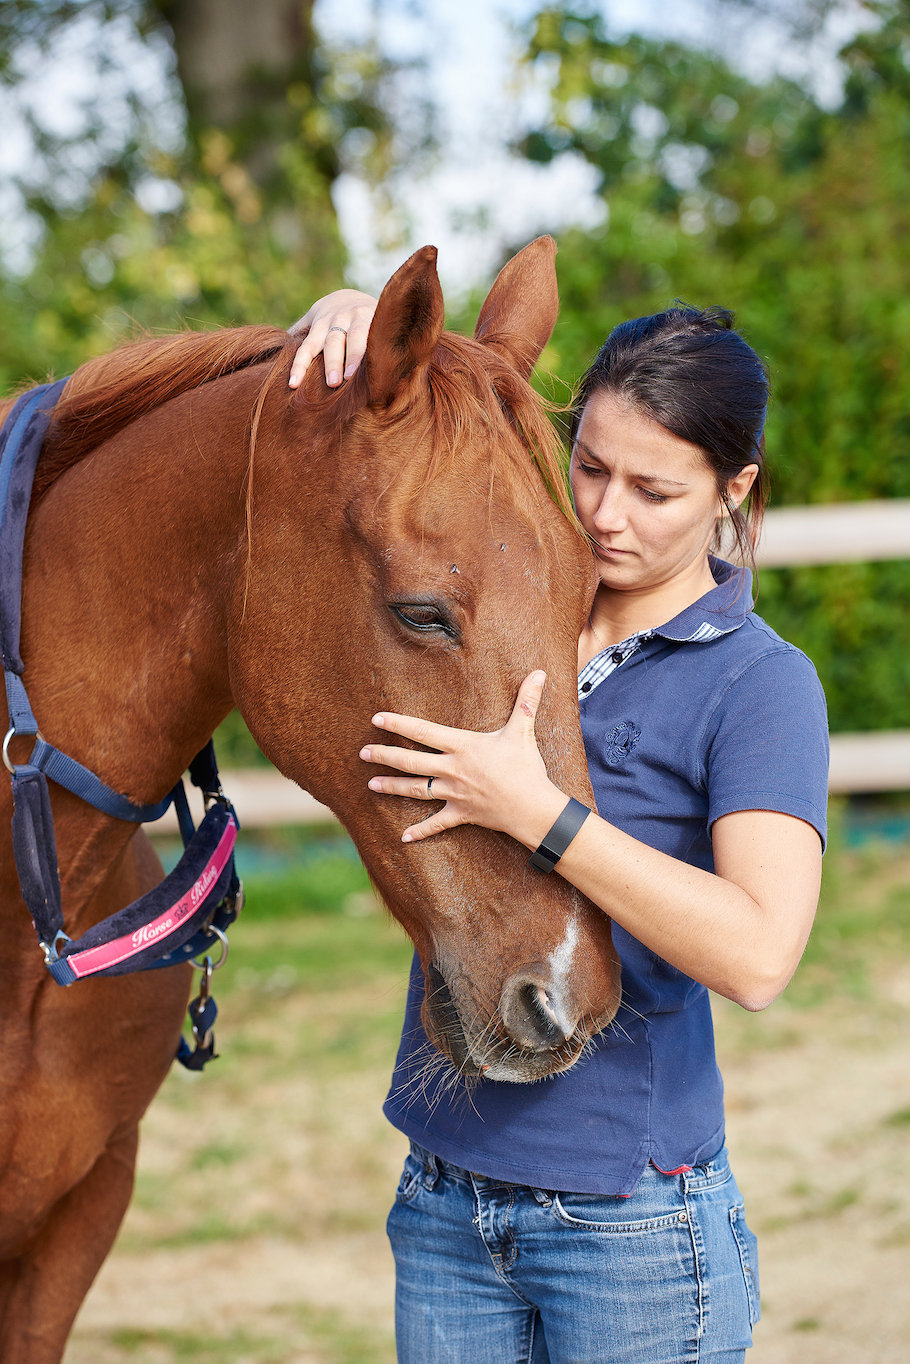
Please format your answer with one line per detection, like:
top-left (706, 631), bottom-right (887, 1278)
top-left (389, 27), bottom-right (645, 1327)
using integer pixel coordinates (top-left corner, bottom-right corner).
top-left (726, 463), bottom-right (759, 511)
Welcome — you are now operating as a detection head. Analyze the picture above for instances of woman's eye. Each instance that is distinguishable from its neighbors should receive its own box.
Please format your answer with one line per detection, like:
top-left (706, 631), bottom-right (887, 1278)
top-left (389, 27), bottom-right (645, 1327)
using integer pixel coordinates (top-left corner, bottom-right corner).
top-left (641, 488), bottom-right (668, 504)
top-left (390, 604), bottom-right (458, 638)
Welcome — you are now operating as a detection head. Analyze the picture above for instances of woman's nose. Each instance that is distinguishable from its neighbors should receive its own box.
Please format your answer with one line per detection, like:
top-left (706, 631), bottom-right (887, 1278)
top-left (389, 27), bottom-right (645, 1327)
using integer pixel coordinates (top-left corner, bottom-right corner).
top-left (592, 487), bottom-right (629, 533)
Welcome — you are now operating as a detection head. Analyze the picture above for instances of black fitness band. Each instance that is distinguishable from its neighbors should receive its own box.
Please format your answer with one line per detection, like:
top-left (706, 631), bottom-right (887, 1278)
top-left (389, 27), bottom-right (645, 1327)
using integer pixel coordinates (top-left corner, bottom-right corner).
top-left (529, 798), bottom-right (591, 873)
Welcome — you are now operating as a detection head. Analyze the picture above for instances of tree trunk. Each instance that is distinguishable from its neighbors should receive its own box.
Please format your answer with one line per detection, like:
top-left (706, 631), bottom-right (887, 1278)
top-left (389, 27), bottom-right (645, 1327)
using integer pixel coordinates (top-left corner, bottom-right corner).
top-left (156, 1), bottom-right (335, 180)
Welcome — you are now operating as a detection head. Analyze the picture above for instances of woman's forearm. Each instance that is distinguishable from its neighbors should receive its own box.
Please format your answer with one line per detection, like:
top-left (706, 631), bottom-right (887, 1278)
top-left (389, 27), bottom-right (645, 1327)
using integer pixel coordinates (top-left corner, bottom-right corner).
top-left (510, 795), bottom-right (821, 1011)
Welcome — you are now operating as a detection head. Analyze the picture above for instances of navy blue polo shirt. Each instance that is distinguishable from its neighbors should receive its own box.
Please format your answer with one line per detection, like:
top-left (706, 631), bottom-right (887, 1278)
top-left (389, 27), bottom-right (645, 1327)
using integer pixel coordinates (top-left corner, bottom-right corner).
top-left (383, 559), bottom-right (829, 1194)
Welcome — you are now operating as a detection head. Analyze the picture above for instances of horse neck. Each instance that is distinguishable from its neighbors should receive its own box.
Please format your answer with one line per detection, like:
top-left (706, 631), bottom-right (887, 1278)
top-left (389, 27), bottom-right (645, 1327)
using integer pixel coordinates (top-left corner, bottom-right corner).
top-left (19, 366), bottom-right (267, 806)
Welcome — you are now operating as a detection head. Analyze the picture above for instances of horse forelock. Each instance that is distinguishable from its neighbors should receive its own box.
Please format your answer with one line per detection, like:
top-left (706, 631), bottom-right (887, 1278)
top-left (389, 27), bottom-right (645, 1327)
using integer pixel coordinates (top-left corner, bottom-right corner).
top-left (294, 331), bottom-right (579, 529)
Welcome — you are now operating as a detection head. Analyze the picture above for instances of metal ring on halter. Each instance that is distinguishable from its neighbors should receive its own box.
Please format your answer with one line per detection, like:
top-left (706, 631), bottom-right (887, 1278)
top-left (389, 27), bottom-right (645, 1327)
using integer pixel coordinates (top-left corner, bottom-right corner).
top-left (426, 776), bottom-right (435, 797)
top-left (189, 924), bottom-right (229, 970)
top-left (326, 326), bottom-right (348, 336)
top-left (3, 727), bottom-right (45, 775)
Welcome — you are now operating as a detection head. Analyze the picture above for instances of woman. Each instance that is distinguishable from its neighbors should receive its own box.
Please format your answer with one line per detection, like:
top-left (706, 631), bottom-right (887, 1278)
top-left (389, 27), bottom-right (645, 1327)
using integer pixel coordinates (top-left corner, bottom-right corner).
top-left (289, 290), bottom-right (829, 1363)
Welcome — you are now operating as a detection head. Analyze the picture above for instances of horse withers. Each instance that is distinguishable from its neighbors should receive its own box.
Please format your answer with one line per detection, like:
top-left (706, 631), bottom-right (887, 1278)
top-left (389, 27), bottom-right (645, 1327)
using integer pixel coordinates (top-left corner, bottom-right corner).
top-left (0, 237), bottom-right (620, 1361)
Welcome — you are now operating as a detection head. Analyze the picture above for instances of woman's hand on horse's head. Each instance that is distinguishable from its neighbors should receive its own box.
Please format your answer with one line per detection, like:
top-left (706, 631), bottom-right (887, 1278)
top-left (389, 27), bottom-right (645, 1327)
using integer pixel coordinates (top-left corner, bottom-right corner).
top-left (361, 671), bottom-right (568, 848)
top-left (288, 289), bottom-right (379, 389)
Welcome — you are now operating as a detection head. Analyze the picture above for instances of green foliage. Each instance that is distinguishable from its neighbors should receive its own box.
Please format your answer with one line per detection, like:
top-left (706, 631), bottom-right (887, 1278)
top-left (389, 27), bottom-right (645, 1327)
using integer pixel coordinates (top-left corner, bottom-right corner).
top-left (240, 854), bottom-right (373, 922)
top-left (213, 709), bottom-right (269, 767)
top-left (518, 3), bottom-right (910, 732)
top-left (0, 0), bottom-right (419, 386)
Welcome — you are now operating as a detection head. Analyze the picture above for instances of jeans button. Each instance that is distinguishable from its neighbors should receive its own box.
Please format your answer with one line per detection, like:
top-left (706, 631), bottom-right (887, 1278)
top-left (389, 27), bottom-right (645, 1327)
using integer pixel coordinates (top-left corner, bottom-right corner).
top-left (677, 1211), bottom-right (689, 1222)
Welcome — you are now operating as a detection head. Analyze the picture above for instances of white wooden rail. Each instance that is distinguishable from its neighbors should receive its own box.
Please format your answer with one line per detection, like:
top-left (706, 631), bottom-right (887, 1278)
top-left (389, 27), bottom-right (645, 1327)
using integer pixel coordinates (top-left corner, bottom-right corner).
top-left (756, 498), bottom-right (910, 567)
top-left (145, 499), bottom-right (910, 831)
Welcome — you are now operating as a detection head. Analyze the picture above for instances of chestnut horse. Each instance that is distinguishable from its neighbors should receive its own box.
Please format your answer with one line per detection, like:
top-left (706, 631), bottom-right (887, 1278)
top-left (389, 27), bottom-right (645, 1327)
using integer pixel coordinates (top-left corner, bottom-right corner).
top-left (0, 237), bottom-right (620, 1362)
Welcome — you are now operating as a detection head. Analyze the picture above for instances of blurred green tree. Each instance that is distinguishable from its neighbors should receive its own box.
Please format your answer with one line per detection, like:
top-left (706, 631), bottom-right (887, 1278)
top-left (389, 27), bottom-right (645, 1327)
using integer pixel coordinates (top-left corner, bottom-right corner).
top-left (514, 2), bottom-right (910, 732)
top-left (0, 0), bottom-right (424, 388)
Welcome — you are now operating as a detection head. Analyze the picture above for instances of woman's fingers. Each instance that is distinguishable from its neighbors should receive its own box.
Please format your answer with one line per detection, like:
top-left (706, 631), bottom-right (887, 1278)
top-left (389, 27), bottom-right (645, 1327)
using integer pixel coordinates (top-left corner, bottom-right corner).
top-left (369, 710), bottom-right (464, 750)
top-left (368, 775), bottom-right (442, 800)
top-left (360, 738), bottom-right (446, 774)
top-left (287, 289), bottom-right (378, 389)
top-left (506, 670), bottom-right (547, 739)
top-left (339, 311), bottom-right (371, 379)
top-left (401, 808), bottom-right (462, 844)
top-left (288, 320), bottom-right (347, 389)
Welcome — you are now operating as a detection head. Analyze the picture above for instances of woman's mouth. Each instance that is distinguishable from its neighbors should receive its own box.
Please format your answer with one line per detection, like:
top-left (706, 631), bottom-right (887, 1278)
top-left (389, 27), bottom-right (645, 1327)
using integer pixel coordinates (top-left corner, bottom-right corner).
top-left (592, 543), bottom-right (630, 559)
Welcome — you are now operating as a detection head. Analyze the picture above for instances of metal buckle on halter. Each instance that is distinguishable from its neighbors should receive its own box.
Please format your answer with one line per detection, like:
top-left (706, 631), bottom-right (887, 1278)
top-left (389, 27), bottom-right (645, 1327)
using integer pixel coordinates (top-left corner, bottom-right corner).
top-left (38, 929), bottom-right (71, 965)
top-left (189, 956), bottom-right (217, 1052)
top-left (188, 923), bottom-right (230, 971)
top-left (3, 726), bottom-right (45, 774)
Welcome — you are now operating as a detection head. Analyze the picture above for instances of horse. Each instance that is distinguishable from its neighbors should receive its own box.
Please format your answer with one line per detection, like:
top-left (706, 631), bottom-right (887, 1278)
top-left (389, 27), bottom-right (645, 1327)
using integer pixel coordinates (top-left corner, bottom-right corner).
top-left (0, 236), bottom-right (621, 1362)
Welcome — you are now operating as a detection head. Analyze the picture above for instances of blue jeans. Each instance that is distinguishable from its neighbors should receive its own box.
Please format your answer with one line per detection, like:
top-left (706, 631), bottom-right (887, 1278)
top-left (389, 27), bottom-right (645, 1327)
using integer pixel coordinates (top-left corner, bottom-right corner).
top-left (387, 1142), bottom-right (759, 1364)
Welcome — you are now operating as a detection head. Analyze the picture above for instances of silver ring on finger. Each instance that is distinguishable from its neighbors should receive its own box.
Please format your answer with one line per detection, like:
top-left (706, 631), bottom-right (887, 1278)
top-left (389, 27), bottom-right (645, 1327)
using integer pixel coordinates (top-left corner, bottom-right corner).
top-left (426, 776), bottom-right (435, 797)
top-left (327, 326), bottom-right (348, 336)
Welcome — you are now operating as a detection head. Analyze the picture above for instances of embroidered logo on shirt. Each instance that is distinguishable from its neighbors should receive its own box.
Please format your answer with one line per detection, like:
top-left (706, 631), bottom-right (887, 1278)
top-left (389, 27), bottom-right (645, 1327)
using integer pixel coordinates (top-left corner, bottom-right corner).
top-left (606, 720), bottom-right (641, 766)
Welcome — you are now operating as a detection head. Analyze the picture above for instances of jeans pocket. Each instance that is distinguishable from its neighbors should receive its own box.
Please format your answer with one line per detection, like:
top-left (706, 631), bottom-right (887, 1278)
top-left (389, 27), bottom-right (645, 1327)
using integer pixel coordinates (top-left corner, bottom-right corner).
top-left (729, 1203), bottom-right (761, 1327)
top-left (395, 1151), bottom-right (428, 1205)
top-left (551, 1192), bottom-right (686, 1233)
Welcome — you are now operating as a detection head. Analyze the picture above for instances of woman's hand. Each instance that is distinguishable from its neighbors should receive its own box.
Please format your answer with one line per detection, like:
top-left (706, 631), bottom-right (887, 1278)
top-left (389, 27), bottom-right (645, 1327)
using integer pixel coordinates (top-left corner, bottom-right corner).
top-left (361, 671), bottom-right (568, 846)
top-left (288, 289), bottom-right (379, 389)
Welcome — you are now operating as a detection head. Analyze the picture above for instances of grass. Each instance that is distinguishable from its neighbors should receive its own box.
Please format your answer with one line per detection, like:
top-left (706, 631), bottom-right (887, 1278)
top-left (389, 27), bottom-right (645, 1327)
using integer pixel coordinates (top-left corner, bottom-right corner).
top-left (779, 799), bottom-right (910, 1006)
top-left (82, 1304), bottom-right (395, 1364)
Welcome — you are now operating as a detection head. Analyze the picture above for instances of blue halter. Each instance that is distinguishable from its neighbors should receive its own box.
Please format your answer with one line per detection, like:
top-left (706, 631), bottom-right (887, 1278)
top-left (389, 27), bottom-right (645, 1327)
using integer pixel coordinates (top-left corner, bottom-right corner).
top-left (0, 381), bottom-right (244, 1069)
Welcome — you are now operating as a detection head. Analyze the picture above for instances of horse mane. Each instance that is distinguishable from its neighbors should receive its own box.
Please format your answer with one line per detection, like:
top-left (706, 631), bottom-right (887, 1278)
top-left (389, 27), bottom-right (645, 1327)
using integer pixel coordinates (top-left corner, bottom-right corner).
top-left (34, 325), bottom-right (290, 498)
top-left (34, 321), bottom-right (577, 529)
top-left (426, 332), bottom-right (577, 524)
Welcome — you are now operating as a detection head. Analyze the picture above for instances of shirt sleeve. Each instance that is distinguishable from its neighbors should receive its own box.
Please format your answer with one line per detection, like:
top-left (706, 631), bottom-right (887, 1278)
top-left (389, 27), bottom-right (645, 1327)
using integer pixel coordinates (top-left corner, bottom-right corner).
top-left (703, 644), bottom-right (829, 848)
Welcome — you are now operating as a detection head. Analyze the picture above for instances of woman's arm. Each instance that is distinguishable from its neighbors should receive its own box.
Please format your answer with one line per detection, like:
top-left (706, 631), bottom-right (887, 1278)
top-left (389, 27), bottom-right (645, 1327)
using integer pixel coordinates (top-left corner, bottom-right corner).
top-left (288, 290), bottom-right (378, 389)
top-left (361, 671), bottom-right (823, 1012)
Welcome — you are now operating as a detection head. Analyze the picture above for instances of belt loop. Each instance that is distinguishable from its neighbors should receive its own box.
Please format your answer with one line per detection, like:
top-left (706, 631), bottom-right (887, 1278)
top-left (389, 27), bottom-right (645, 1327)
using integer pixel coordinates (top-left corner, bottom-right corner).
top-left (422, 1148), bottom-right (440, 1189)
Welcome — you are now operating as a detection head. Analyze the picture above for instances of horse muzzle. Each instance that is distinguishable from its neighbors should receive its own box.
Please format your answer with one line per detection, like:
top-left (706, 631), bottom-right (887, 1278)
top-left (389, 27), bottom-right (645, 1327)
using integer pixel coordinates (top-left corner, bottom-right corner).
top-left (422, 959), bottom-right (612, 1083)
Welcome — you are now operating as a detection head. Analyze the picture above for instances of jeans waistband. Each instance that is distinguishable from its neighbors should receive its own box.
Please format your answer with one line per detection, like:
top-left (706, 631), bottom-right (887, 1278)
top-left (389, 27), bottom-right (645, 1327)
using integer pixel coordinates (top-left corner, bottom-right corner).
top-left (408, 1139), bottom-right (731, 1197)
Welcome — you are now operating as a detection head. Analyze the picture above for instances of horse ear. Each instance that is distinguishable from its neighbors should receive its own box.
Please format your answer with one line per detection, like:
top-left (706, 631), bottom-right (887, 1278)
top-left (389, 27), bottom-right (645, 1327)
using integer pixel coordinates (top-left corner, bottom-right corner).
top-left (474, 236), bottom-right (559, 379)
top-left (365, 245), bottom-right (445, 404)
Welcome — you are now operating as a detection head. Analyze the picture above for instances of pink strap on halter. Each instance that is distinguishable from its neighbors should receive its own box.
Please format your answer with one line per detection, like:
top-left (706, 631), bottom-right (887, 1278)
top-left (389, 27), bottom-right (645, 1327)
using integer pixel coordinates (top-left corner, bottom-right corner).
top-left (64, 819), bottom-right (237, 980)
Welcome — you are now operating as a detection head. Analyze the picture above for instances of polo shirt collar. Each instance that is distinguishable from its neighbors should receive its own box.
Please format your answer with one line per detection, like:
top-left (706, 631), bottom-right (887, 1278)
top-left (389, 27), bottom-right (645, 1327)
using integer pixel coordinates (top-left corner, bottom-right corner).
top-left (651, 557), bottom-right (753, 643)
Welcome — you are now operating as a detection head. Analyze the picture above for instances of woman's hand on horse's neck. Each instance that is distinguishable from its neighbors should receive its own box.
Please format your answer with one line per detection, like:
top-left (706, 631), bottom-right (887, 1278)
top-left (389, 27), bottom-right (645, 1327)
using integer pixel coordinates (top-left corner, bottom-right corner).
top-left (361, 670), bottom-right (821, 1015)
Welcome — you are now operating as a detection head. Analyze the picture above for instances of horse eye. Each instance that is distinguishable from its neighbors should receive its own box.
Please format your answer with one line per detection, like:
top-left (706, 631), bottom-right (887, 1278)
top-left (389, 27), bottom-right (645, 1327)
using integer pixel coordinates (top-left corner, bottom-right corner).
top-left (390, 604), bottom-right (458, 639)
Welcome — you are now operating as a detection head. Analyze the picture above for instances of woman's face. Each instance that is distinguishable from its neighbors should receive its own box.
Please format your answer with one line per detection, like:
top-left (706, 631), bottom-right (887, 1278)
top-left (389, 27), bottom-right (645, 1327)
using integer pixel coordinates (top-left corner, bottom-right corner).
top-left (570, 391), bottom-right (756, 596)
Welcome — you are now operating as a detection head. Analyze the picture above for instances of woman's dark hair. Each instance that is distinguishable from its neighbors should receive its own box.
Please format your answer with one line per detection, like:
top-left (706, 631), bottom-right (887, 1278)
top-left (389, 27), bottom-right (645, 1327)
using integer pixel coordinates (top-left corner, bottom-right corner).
top-left (570, 305), bottom-right (769, 564)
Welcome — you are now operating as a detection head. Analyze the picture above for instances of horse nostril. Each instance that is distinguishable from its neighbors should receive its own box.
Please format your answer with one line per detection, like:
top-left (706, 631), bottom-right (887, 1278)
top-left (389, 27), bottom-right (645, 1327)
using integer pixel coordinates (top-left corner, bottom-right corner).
top-left (500, 973), bottom-right (577, 1052)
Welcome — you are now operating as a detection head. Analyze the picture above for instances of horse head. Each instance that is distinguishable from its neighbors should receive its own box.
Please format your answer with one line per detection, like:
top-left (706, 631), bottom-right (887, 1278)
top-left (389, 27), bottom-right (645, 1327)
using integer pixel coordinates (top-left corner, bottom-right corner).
top-left (231, 239), bottom-right (622, 1082)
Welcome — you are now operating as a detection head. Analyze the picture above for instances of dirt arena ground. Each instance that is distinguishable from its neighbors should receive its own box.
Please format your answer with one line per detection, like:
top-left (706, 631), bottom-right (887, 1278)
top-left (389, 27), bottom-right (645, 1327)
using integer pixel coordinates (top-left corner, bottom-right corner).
top-left (64, 881), bottom-right (910, 1364)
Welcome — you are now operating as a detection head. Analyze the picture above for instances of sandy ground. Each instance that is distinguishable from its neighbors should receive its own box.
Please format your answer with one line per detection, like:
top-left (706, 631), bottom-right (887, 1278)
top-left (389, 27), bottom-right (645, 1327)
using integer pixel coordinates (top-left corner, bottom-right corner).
top-left (65, 947), bottom-right (910, 1363)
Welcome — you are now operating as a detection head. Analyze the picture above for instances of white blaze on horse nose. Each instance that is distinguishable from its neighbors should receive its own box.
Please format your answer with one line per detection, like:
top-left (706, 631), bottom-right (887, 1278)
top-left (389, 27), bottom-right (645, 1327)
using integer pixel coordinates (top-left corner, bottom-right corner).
top-left (499, 921), bottom-right (581, 1053)
top-left (549, 916), bottom-right (579, 988)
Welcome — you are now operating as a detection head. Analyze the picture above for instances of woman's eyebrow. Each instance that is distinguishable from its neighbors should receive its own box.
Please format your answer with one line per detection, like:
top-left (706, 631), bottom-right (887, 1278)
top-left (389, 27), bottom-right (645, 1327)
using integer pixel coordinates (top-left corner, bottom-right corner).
top-left (637, 473), bottom-right (690, 488)
top-left (574, 441), bottom-right (689, 488)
